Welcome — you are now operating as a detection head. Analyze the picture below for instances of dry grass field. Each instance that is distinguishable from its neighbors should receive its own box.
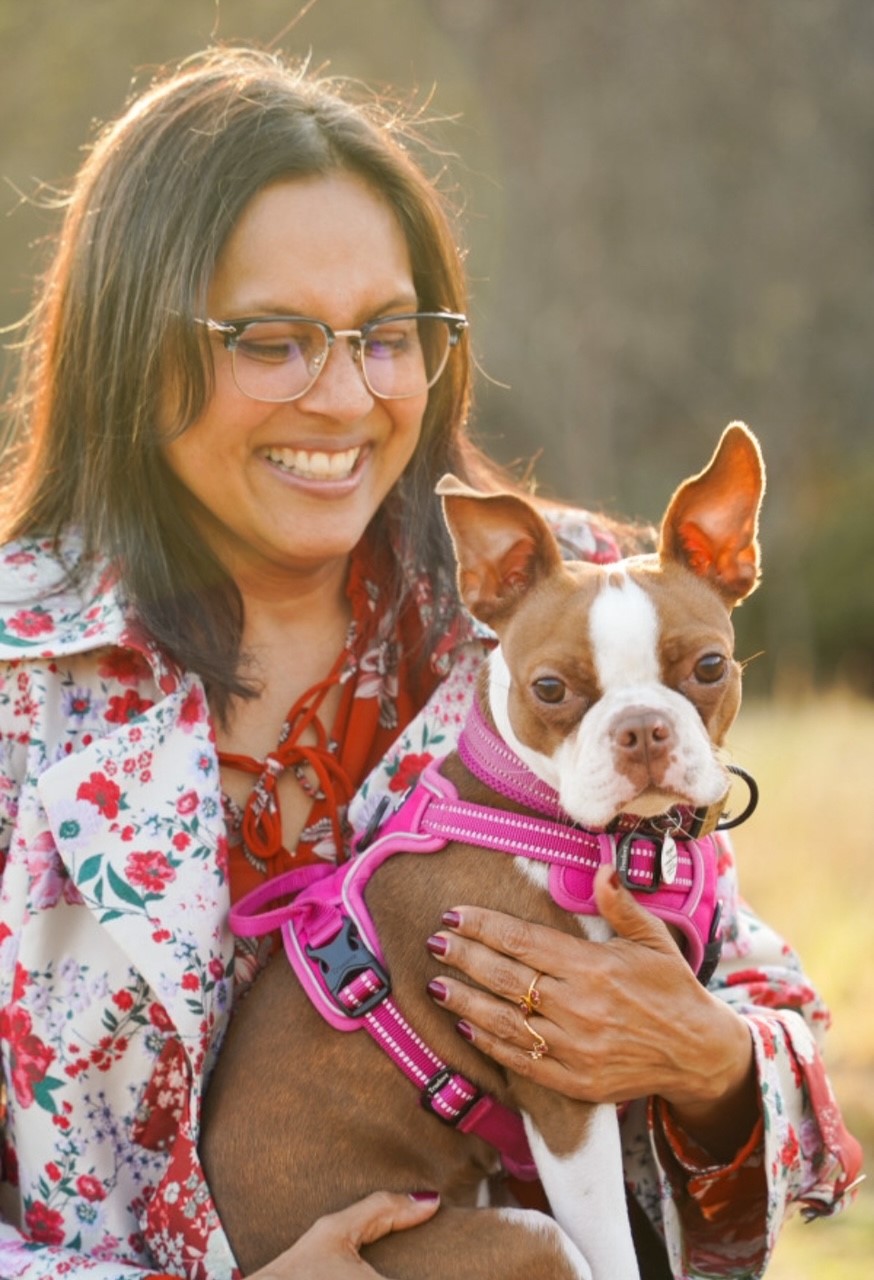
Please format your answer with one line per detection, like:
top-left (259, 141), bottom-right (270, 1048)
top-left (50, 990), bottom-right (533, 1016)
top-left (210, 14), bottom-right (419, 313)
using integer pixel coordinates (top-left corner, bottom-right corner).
top-left (726, 690), bottom-right (873, 1278)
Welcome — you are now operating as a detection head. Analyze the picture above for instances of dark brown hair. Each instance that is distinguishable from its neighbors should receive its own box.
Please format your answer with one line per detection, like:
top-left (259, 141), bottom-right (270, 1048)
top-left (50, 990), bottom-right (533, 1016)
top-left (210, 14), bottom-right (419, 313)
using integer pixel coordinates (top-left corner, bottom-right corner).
top-left (1, 46), bottom-right (500, 710)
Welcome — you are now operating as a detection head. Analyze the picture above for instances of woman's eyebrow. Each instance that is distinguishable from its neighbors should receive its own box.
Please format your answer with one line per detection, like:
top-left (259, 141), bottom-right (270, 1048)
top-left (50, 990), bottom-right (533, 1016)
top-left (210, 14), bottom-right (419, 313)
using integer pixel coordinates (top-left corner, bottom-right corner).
top-left (214, 293), bottom-right (422, 321)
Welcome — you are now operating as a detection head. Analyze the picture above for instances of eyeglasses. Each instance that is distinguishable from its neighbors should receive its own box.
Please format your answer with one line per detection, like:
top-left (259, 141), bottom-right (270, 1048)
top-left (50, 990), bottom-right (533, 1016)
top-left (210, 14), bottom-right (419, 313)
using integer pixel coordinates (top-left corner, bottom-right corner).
top-left (196, 311), bottom-right (468, 402)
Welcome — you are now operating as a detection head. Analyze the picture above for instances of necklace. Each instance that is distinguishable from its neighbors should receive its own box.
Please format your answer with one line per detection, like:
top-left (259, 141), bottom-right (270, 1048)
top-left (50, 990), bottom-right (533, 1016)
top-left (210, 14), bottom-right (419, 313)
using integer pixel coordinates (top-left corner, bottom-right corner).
top-left (219, 647), bottom-right (356, 875)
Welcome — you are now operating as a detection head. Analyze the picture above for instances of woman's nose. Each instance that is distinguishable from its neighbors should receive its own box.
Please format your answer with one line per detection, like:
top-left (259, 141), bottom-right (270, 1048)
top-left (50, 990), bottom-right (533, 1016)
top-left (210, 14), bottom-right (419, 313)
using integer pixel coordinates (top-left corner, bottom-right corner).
top-left (296, 337), bottom-right (374, 418)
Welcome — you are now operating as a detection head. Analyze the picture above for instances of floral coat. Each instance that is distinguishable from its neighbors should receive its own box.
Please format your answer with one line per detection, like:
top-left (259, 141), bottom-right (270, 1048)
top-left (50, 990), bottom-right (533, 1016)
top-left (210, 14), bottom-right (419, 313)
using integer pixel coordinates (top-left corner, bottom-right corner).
top-left (0, 535), bottom-right (862, 1280)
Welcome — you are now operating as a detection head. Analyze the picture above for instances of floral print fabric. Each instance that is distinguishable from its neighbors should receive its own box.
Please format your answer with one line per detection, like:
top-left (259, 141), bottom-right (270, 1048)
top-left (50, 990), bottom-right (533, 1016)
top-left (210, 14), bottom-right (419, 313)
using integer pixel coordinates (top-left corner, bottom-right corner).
top-left (0, 529), bottom-right (862, 1280)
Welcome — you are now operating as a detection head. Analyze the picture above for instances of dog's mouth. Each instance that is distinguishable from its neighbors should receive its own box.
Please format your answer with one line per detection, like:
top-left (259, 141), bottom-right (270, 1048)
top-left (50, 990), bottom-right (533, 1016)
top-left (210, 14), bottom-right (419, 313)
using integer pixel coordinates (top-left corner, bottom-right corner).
top-left (620, 785), bottom-right (691, 821)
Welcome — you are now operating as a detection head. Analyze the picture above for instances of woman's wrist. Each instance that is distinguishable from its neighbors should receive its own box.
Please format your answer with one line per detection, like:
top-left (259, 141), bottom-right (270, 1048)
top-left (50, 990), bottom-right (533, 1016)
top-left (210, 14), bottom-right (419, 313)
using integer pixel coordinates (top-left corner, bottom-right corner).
top-left (662, 1005), bottom-right (759, 1162)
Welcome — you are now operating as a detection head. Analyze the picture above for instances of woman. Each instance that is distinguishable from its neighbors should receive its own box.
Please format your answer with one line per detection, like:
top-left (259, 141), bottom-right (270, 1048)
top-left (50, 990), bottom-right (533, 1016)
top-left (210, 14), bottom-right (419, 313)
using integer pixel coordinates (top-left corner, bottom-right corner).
top-left (0, 46), bottom-right (861, 1280)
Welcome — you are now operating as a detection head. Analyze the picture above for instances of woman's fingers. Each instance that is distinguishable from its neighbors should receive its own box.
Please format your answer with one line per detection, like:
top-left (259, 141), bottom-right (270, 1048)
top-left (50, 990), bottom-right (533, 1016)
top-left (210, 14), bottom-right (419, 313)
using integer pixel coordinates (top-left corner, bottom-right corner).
top-left (431, 967), bottom-right (560, 1057)
top-left (433, 904), bottom-right (576, 975)
top-left (339, 1189), bottom-right (441, 1248)
top-left (249, 1191), bottom-right (441, 1279)
top-left (432, 866), bottom-right (679, 978)
top-left (425, 868), bottom-right (727, 1107)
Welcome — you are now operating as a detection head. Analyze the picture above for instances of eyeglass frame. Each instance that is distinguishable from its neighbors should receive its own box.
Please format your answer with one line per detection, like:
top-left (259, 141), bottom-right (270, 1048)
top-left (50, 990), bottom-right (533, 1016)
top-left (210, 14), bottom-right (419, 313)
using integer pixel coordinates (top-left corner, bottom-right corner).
top-left (195, 310), bottom-right (469, 403)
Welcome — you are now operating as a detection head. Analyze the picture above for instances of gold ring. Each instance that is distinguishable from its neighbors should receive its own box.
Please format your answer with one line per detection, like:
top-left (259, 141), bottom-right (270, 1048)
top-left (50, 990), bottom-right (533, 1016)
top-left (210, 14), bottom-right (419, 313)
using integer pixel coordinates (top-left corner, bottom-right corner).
top-left (523, 1016), bottom-right (549, 1061)
top-left (518, 971), bottom-right (544, 1016)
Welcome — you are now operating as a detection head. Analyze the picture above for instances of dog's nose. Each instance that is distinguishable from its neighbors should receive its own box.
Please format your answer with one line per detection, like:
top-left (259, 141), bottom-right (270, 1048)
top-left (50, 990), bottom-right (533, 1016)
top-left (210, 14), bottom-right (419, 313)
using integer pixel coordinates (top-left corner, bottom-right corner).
top-left (612, 709), bottom-right (675, 765)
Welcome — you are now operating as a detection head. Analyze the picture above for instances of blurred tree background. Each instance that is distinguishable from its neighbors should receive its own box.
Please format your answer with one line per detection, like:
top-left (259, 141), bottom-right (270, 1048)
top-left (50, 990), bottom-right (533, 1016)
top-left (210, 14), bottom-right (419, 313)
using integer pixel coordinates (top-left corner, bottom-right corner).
top-left (1, 0), bottom-right (872, 695)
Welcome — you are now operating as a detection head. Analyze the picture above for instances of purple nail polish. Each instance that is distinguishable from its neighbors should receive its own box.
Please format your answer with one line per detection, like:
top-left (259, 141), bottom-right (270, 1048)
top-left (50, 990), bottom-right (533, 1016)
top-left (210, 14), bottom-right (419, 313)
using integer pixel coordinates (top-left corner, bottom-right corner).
top-left (426, 934), bottom-right (448, 957)
top-left (427, 979), bottom-right (449, 1003)
top-left (456, 1020), bottom-right (475, 1043)
top-left (441, 910), bottom-right (461, 928)
top-left (409, 1190), bottom-right (440, 1203)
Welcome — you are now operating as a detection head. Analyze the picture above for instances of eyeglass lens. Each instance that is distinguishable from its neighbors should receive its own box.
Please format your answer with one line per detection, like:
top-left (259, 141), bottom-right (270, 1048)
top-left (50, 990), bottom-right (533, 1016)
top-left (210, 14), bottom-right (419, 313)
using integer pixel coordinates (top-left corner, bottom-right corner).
top-left (229, 315), bottom-right (453, 402)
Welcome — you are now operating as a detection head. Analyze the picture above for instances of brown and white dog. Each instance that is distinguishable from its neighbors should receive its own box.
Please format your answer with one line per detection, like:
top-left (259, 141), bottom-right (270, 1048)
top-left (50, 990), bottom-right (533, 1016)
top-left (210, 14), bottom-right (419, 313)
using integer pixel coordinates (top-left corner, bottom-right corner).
top-left (200, 422), bottom-right (765, 1280)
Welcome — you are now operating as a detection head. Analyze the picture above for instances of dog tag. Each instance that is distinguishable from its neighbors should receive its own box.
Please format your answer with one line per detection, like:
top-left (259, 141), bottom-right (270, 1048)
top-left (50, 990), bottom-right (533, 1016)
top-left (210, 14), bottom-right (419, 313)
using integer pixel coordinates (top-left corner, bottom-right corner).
top-left (660, 833), bottom-right (678, 885)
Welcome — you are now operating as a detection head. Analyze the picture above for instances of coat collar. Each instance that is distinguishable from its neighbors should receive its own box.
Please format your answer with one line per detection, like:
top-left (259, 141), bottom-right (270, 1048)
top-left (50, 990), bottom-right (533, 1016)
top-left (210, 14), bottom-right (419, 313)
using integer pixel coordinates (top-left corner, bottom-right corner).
top-left (0, 535), bottom-right (129, 657)
top-left (0, 534), bottom-right (181, 690)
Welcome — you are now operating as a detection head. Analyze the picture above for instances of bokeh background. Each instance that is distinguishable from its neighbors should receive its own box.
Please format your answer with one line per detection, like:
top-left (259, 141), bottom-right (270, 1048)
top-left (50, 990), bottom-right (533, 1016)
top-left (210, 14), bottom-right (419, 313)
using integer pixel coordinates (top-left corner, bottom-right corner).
top-left (1, 2), bottom-right (871, 1275)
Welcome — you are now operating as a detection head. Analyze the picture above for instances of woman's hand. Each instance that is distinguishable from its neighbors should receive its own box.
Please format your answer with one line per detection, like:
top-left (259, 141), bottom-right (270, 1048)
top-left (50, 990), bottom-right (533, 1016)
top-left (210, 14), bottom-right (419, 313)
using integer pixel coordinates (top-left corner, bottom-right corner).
top-left (246, 1190), bottom-right (440, 1279)
top-left (427, 865), bottom-right (758, 1161)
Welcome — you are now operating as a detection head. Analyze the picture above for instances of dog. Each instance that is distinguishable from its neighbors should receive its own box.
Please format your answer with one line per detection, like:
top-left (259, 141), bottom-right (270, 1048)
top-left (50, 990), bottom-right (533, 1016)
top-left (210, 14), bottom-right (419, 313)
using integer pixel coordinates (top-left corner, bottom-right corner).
top-left (200, 422), bottom-right (765, 1280)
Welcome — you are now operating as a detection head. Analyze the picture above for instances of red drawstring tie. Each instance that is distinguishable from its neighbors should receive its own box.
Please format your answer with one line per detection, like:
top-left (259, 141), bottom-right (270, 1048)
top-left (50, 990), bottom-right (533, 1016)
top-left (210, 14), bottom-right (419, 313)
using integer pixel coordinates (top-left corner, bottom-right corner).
top-left (218, 657), bottom-right (355, 869)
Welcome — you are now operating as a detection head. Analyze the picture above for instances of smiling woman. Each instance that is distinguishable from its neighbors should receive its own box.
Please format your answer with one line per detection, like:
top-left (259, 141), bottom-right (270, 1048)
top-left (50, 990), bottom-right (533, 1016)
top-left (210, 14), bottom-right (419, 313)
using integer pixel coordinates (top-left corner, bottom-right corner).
top-left (161, 173), bottom-right (430, 586)
top-left (0, 42), bottom-right (861, 1280)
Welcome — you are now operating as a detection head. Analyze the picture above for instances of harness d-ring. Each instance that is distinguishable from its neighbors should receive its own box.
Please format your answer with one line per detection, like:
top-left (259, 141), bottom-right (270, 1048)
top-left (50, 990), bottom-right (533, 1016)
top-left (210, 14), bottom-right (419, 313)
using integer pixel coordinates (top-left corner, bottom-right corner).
top-left (717, 764), bottom-right (760, 831)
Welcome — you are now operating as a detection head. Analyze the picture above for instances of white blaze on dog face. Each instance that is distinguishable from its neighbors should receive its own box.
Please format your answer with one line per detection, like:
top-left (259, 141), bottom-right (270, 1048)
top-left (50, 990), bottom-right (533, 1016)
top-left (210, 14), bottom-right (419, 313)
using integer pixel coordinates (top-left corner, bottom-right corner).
top-left (589, 571), bottom-right (660, 688)
top-left (558, 570), bottom-right (730, 825)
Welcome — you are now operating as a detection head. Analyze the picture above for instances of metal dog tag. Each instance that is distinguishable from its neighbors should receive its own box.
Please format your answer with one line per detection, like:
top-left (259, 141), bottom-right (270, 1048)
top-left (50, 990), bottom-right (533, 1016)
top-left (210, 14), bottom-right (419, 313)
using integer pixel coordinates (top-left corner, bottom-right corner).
top-left (660, 832), bottom-right (679, 885)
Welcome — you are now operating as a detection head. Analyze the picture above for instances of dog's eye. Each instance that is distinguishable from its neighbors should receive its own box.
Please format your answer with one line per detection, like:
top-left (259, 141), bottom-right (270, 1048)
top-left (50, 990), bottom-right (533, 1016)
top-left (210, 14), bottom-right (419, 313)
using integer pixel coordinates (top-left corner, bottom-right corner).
top-left (532, 676), bottom-right (567, 704)
top-left (694, 653), bottom-right (727, 684)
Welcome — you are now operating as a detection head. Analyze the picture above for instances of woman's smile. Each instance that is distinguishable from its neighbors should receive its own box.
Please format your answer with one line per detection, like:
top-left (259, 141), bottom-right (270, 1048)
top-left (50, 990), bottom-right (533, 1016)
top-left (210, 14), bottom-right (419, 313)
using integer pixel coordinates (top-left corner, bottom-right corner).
top-left (261, 444), bottom-right (363, 482)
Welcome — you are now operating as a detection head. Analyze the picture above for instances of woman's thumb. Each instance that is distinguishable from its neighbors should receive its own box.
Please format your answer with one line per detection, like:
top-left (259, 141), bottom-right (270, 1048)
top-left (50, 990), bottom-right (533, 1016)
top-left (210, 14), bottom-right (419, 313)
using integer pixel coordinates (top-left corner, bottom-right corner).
top-left (593, 863), bottom-right (677, 954)
top-left (340, 1190), bottom-right (441, 1248)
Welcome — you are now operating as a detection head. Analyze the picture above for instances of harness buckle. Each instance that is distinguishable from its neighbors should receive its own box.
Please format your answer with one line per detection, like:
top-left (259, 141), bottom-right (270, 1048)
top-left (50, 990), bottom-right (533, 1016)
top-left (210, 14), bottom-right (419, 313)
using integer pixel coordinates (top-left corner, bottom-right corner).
top-left (421, 1067), bottom-right (481, 1126)
top-left (305, 917), bottom-right (391, 1016)
top-left (696, 901), bottom-right (724, 987)
top-left (615, 831), bottom-right (662, 893)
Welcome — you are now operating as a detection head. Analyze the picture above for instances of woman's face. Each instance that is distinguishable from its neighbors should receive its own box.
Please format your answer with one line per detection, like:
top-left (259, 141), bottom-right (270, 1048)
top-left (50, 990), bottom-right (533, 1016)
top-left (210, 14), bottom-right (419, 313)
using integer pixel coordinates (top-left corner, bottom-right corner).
top-left (162, 172), bottom-right (427, 590)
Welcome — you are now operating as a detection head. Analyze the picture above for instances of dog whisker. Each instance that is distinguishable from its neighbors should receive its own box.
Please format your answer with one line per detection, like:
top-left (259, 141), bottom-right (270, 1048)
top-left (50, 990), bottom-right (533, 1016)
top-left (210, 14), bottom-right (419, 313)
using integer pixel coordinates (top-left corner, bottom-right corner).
top-left (739, 650), bottom-right (766, 671)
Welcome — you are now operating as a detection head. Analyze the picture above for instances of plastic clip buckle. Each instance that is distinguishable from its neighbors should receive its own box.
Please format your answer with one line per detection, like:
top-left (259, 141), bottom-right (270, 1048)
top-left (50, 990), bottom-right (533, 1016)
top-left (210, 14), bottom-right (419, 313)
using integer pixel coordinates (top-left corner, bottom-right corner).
top-left (305, 917), bottom-right (391, 1016)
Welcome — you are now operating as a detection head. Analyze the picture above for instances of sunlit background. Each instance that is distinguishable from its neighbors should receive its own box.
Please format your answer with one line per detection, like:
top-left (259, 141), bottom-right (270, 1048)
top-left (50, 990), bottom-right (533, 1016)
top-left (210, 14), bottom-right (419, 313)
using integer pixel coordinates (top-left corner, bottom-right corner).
top-left (1, 2), bottom-right (871, 1274)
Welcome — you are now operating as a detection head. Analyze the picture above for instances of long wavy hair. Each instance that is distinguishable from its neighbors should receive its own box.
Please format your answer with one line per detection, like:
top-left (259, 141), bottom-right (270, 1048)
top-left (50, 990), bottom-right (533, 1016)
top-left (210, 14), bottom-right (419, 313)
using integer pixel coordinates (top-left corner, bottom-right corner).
top-left (1, 47), bottom-right (503, 712)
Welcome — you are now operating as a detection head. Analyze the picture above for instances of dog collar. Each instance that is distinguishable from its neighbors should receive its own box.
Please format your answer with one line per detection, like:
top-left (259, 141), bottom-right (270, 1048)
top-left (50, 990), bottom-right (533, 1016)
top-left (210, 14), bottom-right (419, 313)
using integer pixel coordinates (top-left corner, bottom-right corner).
top-left (460, 695), bottom-right (703, 834)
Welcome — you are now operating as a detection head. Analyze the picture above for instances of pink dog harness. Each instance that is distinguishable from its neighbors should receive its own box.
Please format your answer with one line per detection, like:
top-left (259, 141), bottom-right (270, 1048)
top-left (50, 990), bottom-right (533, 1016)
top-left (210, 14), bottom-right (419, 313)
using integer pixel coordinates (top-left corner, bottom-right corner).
top-left (229, 796), bottom-right (539, 1180)
top-left (229, 699), bottom-right (723, 1181)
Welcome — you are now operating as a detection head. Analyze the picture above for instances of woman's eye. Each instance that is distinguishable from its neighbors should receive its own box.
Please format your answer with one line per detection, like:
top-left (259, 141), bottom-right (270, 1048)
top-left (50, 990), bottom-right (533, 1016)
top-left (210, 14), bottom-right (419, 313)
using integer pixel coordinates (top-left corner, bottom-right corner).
top-left (237, 339), bottom-right (296, 364)
top-left (532, 676), bottom-right (567, 704)
top-left (694, 653), bottom-right (727, 684)
top-left (364, 331), bottom-right (409, 359)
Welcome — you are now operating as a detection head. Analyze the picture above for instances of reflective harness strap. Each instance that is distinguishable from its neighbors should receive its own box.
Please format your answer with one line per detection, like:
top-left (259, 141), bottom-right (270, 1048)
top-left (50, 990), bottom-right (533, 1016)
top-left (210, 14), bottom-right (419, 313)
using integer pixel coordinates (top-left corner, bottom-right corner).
top-left (360, 762), bottom-right (722, 983)
top-left (229, 858), bottom-right (538, 1179)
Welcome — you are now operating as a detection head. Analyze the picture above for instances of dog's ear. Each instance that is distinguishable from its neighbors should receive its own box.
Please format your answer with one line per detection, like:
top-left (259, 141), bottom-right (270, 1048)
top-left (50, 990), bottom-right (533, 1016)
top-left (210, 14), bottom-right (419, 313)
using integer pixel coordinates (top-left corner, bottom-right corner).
top-left (659, 422), bottom-right (765, 605)
top-left (436, 475), bottom-right (563, 626)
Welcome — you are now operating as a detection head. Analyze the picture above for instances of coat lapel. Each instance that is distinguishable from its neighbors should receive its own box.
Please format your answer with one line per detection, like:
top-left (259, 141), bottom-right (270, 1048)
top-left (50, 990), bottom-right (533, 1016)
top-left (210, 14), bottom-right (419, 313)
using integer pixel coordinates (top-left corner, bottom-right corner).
top-left (37, 675), bottom-right (234, 1075)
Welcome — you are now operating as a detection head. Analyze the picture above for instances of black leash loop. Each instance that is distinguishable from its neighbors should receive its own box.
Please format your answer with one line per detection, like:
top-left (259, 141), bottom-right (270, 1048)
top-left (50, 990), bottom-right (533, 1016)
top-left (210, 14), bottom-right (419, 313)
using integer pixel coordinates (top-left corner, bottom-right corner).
top-left (716, 764), bottom-right (759, 831)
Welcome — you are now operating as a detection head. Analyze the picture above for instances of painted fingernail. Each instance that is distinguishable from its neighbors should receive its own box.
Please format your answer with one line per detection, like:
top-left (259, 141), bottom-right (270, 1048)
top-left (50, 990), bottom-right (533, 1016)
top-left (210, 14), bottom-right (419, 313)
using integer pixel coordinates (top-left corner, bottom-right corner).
top-left (427, 979), bottom-right (449, 1003)
top-left (409, 1190), bottom-right (440, 1203)
top-left (456, 1020), bottom-right (475, 1043)
top-left (441, 910), bottom-right (462, 928)
top-left (426, 934), bottom-right (449, 957)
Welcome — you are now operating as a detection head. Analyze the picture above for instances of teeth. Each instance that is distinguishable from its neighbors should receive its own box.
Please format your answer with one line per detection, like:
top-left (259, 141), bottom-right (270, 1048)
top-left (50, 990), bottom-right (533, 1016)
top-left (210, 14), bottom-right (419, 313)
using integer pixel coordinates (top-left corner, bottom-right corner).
top-left (264, 446), bottom-right (361, 480)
